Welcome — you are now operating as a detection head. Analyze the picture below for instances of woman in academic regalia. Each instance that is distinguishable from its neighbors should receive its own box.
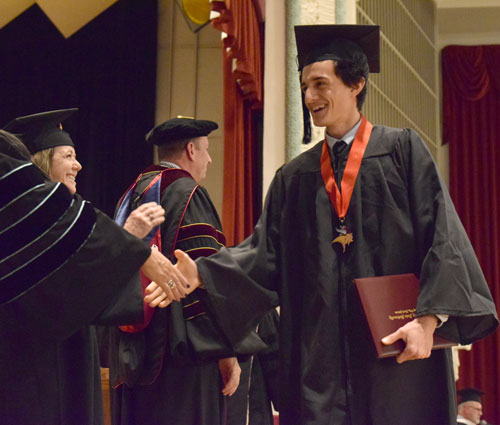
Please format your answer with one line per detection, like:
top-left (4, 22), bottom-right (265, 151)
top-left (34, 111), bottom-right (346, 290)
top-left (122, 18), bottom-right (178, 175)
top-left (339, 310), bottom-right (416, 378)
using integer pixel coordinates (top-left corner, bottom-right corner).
top-left (0, 110), bottom-right (170, 425)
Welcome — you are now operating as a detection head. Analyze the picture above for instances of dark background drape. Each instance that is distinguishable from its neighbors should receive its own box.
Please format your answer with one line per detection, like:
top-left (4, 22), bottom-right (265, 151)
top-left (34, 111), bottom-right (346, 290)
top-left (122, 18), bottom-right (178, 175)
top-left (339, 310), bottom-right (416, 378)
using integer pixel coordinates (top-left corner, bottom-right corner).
top-left (442, 45), bottom-right (500, 424)
top-left (0, 0), bottom-right (157, 217)
top-left (211, 0), bottom-right (264, 246)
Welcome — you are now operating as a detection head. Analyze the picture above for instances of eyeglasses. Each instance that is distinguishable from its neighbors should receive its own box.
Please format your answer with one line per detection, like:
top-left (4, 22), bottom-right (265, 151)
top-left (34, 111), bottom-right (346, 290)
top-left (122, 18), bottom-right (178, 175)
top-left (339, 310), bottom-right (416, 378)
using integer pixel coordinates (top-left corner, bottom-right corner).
top-left (466, 405), bottom-right (483, 414)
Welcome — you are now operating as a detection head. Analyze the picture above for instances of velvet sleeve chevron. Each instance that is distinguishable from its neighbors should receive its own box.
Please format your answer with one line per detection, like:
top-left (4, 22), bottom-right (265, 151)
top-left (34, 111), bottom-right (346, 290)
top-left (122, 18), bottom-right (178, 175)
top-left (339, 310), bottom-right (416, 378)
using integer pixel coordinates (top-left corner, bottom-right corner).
top-left (0, 160), bottom-right (95, 304)
top-left (0, 154), bottom-right (151, 340)
top-left (168, 183), bottom-right (226, 258)
top-left (176, 222), bottom-right (226, 259)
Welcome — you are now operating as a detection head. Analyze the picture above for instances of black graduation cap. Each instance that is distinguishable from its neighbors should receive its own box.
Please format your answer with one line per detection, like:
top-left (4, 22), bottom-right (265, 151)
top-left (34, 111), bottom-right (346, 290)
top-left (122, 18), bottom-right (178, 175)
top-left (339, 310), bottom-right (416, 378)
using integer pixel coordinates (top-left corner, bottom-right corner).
top-left (294, 25), bottom-right (380, 144)
top-left (295, 24), bottom-right (380, 72)
top-left (458, 388), bottom-right (484, 404)
top-left (146, 117), bottom-right (218, 146)
top-left (2, 108), bottom-right (78, 155)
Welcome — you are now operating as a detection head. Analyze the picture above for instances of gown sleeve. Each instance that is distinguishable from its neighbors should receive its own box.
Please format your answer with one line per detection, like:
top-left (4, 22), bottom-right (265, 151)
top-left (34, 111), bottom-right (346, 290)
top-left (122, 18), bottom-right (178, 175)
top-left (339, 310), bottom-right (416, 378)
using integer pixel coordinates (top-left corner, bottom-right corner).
top-left (168, 183), bottom-right (268, 359)
top-left (196, 173), bottom-right (282, 347)
top-left (397, 129), bottom-right (498, 343)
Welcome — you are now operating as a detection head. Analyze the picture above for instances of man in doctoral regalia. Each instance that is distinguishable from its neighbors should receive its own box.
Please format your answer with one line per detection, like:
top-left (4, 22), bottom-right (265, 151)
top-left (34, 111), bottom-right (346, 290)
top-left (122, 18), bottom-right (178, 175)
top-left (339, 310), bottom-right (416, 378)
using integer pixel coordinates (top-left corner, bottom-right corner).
top-left (108, 117), bottom-right (255, 425)
top-left (159, 25), bottom-right (498, 425)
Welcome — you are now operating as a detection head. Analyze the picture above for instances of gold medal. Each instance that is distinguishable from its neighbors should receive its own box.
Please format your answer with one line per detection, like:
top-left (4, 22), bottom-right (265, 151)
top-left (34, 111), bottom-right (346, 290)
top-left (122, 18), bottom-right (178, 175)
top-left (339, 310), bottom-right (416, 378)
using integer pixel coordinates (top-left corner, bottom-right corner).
top-left (332, 222), bottom-right (353, 253)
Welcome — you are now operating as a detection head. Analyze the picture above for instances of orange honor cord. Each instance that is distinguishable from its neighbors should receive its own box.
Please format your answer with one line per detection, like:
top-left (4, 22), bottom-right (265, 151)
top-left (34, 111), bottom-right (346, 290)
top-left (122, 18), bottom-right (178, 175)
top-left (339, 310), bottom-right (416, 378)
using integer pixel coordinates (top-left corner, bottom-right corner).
top-left (320, 115), bottom-right (373, 251)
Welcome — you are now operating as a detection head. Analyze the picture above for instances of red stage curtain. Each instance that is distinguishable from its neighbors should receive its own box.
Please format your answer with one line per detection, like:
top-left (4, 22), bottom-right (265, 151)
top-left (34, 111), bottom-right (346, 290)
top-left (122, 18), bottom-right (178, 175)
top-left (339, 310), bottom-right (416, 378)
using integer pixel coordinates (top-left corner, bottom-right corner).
top-left (211, 0), bottom-right (263, 245)
top-left (442, 45), bottom-right (500, 423)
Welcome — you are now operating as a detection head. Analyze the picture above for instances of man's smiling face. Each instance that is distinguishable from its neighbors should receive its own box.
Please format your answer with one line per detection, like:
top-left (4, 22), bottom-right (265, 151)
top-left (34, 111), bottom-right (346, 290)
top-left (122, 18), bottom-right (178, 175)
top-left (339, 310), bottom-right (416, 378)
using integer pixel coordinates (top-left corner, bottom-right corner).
top-left (301, 59), bottom-right (362, 135)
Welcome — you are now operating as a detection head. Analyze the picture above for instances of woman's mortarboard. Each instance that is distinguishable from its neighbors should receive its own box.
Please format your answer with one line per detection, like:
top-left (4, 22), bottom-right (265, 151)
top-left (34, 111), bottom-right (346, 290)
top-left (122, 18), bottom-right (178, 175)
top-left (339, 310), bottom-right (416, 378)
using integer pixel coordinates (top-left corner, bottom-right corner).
top-left (2, 108), bottom-right (78, 154)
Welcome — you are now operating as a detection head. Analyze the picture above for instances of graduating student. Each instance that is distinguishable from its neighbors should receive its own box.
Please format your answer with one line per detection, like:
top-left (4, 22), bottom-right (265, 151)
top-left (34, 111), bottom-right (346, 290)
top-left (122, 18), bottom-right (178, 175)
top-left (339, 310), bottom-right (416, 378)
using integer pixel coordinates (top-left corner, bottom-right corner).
top-left (167, 25), bottom-right (499, 425)
top-left (0, 127), bottom-right (189, 425)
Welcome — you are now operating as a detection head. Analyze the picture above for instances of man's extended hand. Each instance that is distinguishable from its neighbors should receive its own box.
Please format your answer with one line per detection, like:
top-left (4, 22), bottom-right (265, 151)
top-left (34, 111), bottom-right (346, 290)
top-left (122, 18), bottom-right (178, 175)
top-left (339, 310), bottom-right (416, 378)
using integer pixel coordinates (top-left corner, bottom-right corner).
top-left (173, 249), bottom-right (203, 288)
top-left (381, 314), bottom-right (438, 364)
top-left (144, 250), bottom-right (203, 307)
top-left (218, 357), bottom-right (241, 396)
top-left (140, 246), bottom-right (189, 302)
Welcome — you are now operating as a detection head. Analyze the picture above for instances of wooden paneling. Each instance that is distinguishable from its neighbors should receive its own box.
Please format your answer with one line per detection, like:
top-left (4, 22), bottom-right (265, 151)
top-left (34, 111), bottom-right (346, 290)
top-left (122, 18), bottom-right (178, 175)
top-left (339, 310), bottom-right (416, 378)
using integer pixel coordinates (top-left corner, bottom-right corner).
top-left (357, 0), bottom-right (439, 154)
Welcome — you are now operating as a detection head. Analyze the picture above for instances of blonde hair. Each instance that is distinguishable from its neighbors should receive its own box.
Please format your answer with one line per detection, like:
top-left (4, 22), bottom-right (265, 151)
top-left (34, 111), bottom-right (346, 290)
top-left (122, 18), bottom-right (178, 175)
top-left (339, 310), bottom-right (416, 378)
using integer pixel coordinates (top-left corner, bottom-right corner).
top-left (31, 148), bottom-right (55, 177)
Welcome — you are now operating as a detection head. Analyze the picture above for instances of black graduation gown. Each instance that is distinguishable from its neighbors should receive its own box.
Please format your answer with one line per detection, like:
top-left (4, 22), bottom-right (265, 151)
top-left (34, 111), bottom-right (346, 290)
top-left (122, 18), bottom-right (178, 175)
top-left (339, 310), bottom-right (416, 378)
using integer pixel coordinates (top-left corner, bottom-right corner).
top-left (110, 168), bottom-right (246, 425)
top-left (0, 153), bottom-right (149, 425)
top-left (196, 126), bottom-right (498, 425)
top-left (226, 309), bottom-right (280, 425)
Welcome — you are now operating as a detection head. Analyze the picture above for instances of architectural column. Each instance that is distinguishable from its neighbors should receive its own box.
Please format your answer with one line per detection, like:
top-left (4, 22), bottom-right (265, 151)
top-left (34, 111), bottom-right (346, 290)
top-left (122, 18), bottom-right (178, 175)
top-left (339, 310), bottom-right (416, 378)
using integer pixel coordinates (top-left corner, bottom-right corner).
top-left (285, 0), bottom-right (302, 162)
top-left (263, 0), bottom-right (286, 194)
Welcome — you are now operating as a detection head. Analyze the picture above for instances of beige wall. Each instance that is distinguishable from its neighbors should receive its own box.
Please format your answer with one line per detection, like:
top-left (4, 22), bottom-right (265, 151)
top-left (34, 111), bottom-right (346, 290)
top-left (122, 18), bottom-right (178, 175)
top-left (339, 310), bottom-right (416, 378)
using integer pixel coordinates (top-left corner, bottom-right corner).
top-left (357, 1), bottom-right (440, 150)
top-left (156, 0), bottom-right (224, 213)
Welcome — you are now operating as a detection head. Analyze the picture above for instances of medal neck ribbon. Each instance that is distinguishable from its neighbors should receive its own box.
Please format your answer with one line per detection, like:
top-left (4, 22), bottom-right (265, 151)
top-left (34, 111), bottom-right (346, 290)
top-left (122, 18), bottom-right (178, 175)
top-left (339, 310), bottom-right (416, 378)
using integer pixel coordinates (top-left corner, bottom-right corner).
top-left (320, 114), bottom-right (373, 221)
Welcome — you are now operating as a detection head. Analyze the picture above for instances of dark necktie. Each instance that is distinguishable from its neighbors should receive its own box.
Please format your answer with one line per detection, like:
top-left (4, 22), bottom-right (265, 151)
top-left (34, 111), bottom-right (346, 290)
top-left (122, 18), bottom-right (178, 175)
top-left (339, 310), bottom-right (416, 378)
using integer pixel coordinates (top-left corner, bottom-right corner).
top-left (333, 140), bottom-right (348, 189)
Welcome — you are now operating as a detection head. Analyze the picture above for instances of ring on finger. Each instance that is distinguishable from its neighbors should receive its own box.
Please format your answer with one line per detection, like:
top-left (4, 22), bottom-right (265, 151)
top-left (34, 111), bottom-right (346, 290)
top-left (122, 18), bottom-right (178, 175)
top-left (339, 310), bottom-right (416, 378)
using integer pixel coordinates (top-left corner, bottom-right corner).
top-left (167, 279), bottom-right (176, 289)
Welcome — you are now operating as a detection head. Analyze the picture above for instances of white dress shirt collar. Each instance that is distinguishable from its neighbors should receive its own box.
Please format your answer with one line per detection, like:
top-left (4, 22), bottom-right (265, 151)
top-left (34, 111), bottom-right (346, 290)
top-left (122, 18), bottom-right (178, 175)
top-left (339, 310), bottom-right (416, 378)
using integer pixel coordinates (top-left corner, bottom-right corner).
top-left (325, 118), bottom-right (362, 151)
top-left (160, 161), bottom-right (181, 169)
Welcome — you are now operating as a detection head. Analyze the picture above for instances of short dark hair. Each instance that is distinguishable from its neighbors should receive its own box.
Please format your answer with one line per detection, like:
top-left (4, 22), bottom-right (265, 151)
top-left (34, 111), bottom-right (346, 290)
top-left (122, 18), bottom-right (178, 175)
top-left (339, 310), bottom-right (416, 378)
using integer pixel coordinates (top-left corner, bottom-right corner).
top-left (334, 50), bottom-right (369, 111)
top-left (157, 137), bottom-right (201, 161)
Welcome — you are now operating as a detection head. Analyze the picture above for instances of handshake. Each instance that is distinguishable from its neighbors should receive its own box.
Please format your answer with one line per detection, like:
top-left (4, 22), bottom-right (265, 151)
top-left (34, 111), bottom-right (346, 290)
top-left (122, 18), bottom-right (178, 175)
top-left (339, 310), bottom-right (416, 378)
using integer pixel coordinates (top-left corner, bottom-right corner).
top-left (122, 202), bottom-right (202, 307)
top-left (140, 247), bottom-right (201, 308)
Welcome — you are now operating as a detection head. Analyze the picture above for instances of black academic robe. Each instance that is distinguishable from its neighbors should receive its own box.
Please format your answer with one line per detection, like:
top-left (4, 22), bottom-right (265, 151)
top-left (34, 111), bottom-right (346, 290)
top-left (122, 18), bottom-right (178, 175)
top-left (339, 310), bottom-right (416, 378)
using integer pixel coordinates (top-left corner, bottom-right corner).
top-left (110, 167), bottom-right (247, 425)
top-left (0, 153), bottom-right (149, 425)
top-left (226, 309), bottom-right (280, 425)
top-left (196, 126), bottom-right (498, 425)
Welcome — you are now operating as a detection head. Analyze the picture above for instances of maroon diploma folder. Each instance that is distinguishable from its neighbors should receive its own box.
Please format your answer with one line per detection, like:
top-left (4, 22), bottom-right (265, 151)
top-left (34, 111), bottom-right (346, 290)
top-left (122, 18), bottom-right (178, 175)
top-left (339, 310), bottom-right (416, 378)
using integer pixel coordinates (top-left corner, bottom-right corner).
top-left (353, 273), bottom-right (455, 358)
